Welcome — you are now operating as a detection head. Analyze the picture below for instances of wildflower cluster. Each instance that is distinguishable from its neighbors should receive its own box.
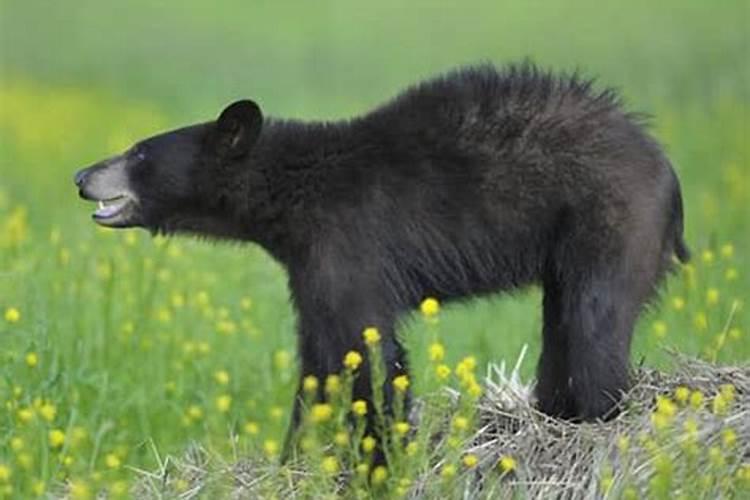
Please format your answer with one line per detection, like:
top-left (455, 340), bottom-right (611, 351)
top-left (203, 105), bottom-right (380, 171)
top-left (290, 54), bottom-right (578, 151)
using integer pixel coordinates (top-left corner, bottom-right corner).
top-left (599, 383), bottom-right (745, 497)
top-left (647, 242), bottom-right (744, 365)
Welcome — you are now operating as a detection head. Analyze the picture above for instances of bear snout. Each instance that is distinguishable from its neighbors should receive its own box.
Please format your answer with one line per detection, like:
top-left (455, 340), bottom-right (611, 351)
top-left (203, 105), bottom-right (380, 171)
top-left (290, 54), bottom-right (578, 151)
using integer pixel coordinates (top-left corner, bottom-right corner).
top-left (74, 166), bottom-right (93, 188)
top-left (74, 155), bottom-right (132, 202)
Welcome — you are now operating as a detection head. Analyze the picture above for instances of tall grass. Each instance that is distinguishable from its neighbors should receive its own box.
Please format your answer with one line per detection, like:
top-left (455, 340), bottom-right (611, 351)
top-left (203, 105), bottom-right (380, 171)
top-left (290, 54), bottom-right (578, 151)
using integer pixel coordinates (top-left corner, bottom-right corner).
top-left (0, 0), bottom-right (747, 497)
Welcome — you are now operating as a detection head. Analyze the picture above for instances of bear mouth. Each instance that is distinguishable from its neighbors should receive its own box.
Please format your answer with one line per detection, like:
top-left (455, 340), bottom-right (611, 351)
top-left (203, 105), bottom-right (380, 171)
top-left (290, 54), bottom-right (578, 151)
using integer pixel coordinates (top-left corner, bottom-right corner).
top-left (91, 195), bottom-right (138, 227)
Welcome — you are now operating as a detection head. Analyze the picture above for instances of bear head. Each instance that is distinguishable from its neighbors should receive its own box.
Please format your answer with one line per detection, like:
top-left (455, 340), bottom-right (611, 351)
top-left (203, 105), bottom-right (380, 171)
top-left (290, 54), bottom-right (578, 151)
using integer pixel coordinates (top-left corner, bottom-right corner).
top-left (74, 100), bottom-right (263, 233)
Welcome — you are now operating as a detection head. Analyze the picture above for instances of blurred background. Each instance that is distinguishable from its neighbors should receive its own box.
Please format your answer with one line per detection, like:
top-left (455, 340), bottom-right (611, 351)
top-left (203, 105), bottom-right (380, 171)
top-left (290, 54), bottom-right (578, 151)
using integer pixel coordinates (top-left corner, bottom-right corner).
top-left (0, 0), bottom-right (747, 494)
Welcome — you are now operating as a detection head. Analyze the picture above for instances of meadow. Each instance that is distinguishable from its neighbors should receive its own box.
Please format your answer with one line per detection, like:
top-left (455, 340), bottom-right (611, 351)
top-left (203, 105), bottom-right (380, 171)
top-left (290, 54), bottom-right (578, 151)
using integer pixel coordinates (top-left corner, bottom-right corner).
top-left (0, 0), bottom-right (748, 498)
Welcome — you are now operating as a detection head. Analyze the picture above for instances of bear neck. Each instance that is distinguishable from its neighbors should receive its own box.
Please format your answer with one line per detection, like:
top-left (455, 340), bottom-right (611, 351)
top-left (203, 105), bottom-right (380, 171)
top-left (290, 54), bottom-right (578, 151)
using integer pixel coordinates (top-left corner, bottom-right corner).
top-left (216, 118), bottom-right (357, 266)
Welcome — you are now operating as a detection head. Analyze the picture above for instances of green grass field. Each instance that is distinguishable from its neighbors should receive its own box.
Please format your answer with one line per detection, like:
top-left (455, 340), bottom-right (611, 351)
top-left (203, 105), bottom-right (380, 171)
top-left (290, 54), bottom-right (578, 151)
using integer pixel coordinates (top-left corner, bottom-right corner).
top-left (0, 1), bottom-right (748, 497)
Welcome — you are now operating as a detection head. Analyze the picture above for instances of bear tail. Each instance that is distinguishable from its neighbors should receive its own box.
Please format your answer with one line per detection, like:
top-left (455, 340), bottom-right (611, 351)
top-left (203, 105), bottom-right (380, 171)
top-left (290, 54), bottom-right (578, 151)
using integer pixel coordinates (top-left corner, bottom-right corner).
top-left (669, 166), bottom-right (691, 263)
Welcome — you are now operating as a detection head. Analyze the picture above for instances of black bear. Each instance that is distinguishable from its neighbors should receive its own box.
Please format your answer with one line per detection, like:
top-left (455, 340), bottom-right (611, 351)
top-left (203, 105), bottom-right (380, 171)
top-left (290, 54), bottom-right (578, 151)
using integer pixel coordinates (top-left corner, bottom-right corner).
top-left (75, 63), bottom-right (689, 456)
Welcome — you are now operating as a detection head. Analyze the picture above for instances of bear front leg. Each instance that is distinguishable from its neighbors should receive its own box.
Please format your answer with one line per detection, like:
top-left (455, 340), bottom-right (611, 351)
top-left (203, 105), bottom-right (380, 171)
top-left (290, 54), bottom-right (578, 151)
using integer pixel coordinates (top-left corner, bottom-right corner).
top-left (281, 330), bottom-right (326, 463)
top-left (283, 282), bottom-right (408, 463)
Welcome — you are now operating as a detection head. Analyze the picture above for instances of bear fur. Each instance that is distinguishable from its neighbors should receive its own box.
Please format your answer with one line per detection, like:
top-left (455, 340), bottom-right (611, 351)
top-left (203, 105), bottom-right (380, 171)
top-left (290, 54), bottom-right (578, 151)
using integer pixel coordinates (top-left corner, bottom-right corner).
top-left (75, 63), bottom-right (690, 458)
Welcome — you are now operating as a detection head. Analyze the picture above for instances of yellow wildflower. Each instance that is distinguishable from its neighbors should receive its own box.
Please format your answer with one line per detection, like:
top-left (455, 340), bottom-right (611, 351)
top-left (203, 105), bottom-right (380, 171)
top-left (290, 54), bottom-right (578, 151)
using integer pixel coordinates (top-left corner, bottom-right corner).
top-left (240, 297), bottom-right (253, 310)
top-left (111, 481), bottom-right (128, 496)
top-left (173, 479), bottom-right (189, 493)
top-left (215, 394), bottom-right (232, 413)
top-left (310, 403), bottom-right (333, 423)
top-left (429, 342), bottom-right (445, 362)
top-left (708, 446), bottom-right (724, 467)
top-left (244, 421), bottom-right (259, 435)
top-left (351, 399), bottom-right (368, 416)
top-left (59, 248), bottom-right (71, 266)
top-left (674, 386), bottom-right (690, 404)
top-left (32, 481), bottom-right (46, 496)
top-left (269, 406), bottom-right (283, 420)
top-left (722, 428), bottom-right (737, 448)
top-left (70, 427), bottom-right (88, 447)
top-left (302, 375), bottom-right (319, 393)
top-left (452, 416), bottom-right (469, 431)
top-left (0, 464), bottom-right (10, 481)
top-left (652, 320), bottom-right (667, 338)
top-left (393, 374), bottom-right (410, 392)
top-left (455, 356), bottom-right (477, 379)
top-left (25, 352), bottom-right (38, 368)
top-left (334, 432), bottom-right (349, 446)
top-left (356, 463), bottom-right (369, 477)
top-left (737, 464), bottom-right (750, 483)
top-left (156, 307), bottom-right (171, 323)
top-left (701, 250), bottom-right (714, 264)
top-left (671, 296), bottom-right (685, 311)
top-left (463, 454), bottom-right (479, 468)
top-left (499, 455), bottom-right (516, 473)
top-left (689, 390), bottom-right (704, 409)
top-left (187, 405), bottom-right (203, 420)
top-left (17, 407), bottom-right (33, 424)
top-left (655, 395), bottom-right (677, 418)
top-left (213, 370), bottom-right (230, 385)
top-left (263, 439), bottom-right (279, 457)
top-left (616, 435), bottom-right (630, 454)
top-left (371, 465), bottom-right (388, 484)
top-left (321, 456), bottom-right (339, 474)
top-left (441, 464), bottom-right (456, 478)
top-left (720, 384), bottom-right (736, 402)
top-left (361, 435), bottom-right (377, 453)
top-left (10, 438), bottom-right (23, 452)
top-left (420, 297), bottom-right (440, 317)
top-left (693, 312), bottom-right (708, 331)
top-left (195, 291), bottom-right (210, 307)
top-left (73, 479), bottom-right (96, 500)
top-left (405, 441), bottom-right (418, 456)
top-left (4, 307), bottom-right (20, 323)
top-left (343, 350), bottom-right (363, 370)
top-left (393, 421), bottom-right (410, 435)
top-left (183, 341), bottom-right (196, 355)
top-left (325, 375), bottom-right (341, 395)
top-left (725, 268), bottom-right (738, 281)
top-left (171, 292), bottom-right (185, 308)
top-left (651, 396), bottom-right (677, 429)
top-left (712, 393), bottom-right (728, 415)
top-left (17, 453), bottom-right (32, 469)
top-left (215, 320), bottom-right (237, 335)
top-left (273, 349), bottom-right (291, 369)
top-left (468, 381), bottom-right (483, 398)
top-left (706, 288), bottom-right (719, 306)
top-left (435, 364), bottom-right (452, 380)
top-left (720, 244), bottom-right (734, 259)
top-left (363, 327), bottom-right (381, 345)
top-left (396, 480), bottom-right (411, 496)
top-left (300, 436), bottom-right (315, 451)
top-left (105, 453), bottom-right (121, 469)
top-left (49, 429), bottom-right (65, 448)
top-left (39, 402), bottom-right (56, 422)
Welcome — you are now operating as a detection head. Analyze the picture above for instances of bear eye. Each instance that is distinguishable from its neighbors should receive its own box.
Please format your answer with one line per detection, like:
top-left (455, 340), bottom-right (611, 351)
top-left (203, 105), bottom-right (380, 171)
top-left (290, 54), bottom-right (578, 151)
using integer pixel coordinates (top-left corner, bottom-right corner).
top-left (133, 147), bottom-right (146, 162)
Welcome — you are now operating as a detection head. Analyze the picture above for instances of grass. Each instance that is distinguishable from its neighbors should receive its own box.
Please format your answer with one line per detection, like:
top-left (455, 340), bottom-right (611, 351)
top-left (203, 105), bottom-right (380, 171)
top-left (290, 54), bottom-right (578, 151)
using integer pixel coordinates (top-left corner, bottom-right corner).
top-left (0, 0), bottom-right (748, 497)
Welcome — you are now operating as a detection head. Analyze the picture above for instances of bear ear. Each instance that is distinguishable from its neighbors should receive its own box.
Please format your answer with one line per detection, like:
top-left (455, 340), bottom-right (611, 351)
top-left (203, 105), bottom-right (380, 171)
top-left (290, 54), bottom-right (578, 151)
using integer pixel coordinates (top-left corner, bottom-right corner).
top-left (215, 99), bottom-right (263, 159)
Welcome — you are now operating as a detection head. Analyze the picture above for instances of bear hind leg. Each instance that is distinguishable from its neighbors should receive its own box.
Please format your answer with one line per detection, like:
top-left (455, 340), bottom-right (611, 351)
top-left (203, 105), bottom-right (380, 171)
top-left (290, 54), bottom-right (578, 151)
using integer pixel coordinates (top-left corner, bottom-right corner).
top-left (536, 267), bottom-right (644, 421)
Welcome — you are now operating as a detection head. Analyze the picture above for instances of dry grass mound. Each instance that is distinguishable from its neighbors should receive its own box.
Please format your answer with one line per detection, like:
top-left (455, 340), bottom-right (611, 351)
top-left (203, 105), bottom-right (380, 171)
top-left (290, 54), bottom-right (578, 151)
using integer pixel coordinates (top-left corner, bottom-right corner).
top-left (122, 353), bottom-right (748, 499)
